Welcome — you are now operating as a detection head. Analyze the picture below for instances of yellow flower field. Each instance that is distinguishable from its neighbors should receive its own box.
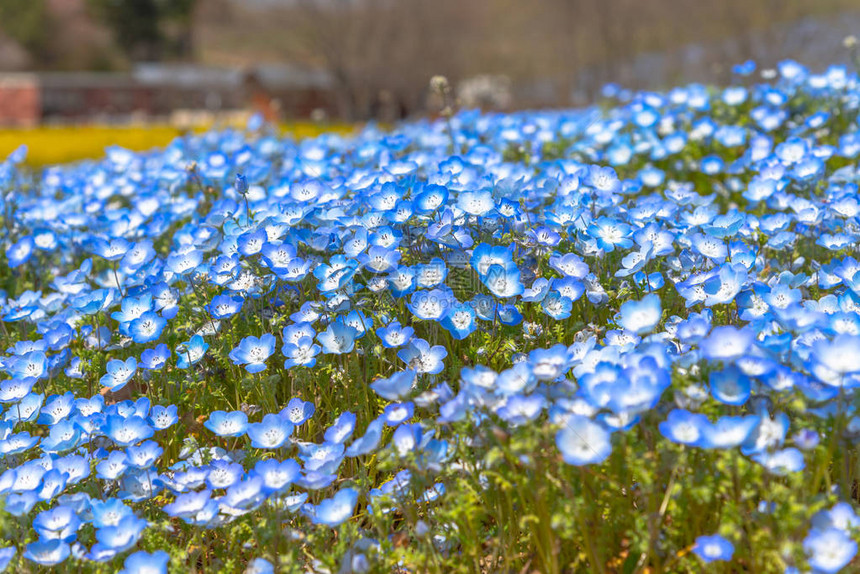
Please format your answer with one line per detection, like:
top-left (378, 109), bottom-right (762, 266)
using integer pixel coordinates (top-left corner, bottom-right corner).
top-left (0, 123), bottom-right (354, 167)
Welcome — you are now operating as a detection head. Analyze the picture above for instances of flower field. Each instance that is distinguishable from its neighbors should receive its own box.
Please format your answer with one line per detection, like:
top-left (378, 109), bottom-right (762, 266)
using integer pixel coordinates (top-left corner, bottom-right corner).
top-left (2, 60), bottom-right (860, 573)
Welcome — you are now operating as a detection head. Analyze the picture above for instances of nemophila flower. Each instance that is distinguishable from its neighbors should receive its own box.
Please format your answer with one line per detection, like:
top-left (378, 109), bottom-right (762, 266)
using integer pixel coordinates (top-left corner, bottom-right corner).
top-left (282, 336), bottom-right (321, 369)
top-left (408, 288), bottom-right (453, 321)
top-left (94, 514), bottom-right (148, 554)
top-left (119, 240), bottom-right (156, 274)
top-left (617, 294), bottom-right (661, 334)
top-left (237, 228), bottom-right (267, 257)
top-left (111, 294), bottom-right (152, 324)
top-left (229, 334), bottom-right (276, 373)
top-left (325, 411), bottom-right (357, 444)
top-left (151, 282), bottom-right (179, 319)
top-left (496, 394), bottom-right (544, 426)
top-left (252, 458), bottom-right (300, 495)
top-left (398, 339), bottom-right (447, 375)
top-left (176, 335), bottom-right (209, 369)
top-left (206, 459), bottom-right (245, 490)
top-left (808, 334), bottom-right (860, 385)
top-left (480, 262), bottom-right (524, 299)
top-left (166, 247), bottom-right (203, 276)
top-left (126, 440), bottom-right (163, 469)
top-left (33, 505), bottom-right (81, 542)
top-left (804, 528), bottom-right (857, 573)
top-left (699, 415), bottom-right (760, 449)
top-left (280, 397), bottom-right (315, 426)
top-left (96, 450), bottom-right (130, 480)
top-left (658, 409), bottom-right (708, 446)
top-left (6, 350), bottom-right (48, 380)
top-left (346, 418), bottom-right (384, 457)
top-left (148, 404), bottom-right (178, 430)
top-left (541, 291), bottom-right (573, 320)
top-left (245, 558), bottom-right (274, 574)
top-left (100, 357), bottom-right (137, 392)
top-left (556, 415), bottom-right (612, 465)
top-left (692, 534), bottom-right (734, 563)
top-left (528, 344), bottom-right (570, 381)
top-left (40, 420), bottom-right (81, 453)
top-left (752, 447), bottom-right (805, 475)
top-left (587, 217), bottom-right (632, 252)
top-left (0, 431), bottom-right (39, 456)
top-left (699, 326), bottom-right (756, 362)
top-left (382, 402), bottom-right (414, 426)
top-left (5, 392), bottom-right (44, 423)
top-left (415, 257), bottom-right (448, 288)
top-left (163, 489), bottom-right (214, 522)
top-left (6, 236), bottom-right (34, 268)
top-left (440, 303), bottom-right (477, 340)
top-left (140, 344), bottom-right (170, 370)
top-left (458, 190), bottom-right (495, 216)
top-left (24, 539), bottom-right (70, 566)
top-left (359, 245), bottom-right (401, 274)
top-left (370, 370), bottom-right (416, 401)
top-left (120, 550), bottom-right (170, 574)
top-left (127, 311), bottom-right (166, 344)
top-left (205, 411), bottom-right (249, 438)
top-left (310, 487), bottom-right (359, 526)
top-left (376, 320), bottom-right (414, 348)
top-left (585, 165), bottom-right (622, 193)
top-left (104, 415), bottom-right (154, 447)
top-left (709, 366), bottom-right (752, 406)
top-left (0, 377), bottom-right (36, 403)
top-left (247, 414), bottom-right (294, 449)
top-left (317, 320), bottom-right (358, 355)
top-left (91, 237), bottom-right (131, 261)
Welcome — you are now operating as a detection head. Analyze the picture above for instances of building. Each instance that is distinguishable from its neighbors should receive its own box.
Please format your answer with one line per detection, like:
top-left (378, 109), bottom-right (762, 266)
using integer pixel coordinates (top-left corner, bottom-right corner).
top-left (0, 63), bottom-right (335, 127)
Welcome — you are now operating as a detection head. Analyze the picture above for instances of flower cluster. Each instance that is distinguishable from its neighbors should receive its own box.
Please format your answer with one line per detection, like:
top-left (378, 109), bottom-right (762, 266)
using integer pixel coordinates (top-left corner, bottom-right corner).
top-left (0, 59), bottom-right (859, 572)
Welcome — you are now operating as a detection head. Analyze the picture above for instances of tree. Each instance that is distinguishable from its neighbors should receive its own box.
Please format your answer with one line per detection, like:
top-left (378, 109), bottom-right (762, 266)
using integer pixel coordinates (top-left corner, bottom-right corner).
top-left (86, 0), bottom-right (197, 62)
top-left (0, 0), bottom-right (52, 63)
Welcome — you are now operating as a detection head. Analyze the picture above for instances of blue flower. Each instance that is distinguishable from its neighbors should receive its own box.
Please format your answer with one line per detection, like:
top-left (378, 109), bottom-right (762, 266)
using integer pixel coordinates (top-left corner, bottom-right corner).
top-left (699, 326), bottom-right (756, 362)
top-left (247, 414), bottom-right (294, 449)
top-left (617, 293), bottom-right (661, 334)
top-left (23, 539), bottom-right (70, 566)
top-left (6, 236), bottom-right (34, 268)
top-left (207, 294), bottom-right (244, 319)
top-left (440, 303), bottom-right (477, 340)
top-left (587, 217), bottom-right (632, 252)
top-left (140, 344), bottom-right (171, 370)
top-left (317, 320), bottom-right (358, 355)
top-left (128, 311), bottom-right (166, 344)
top-left (204, 410), bottom-right (249, 438)
top-left (324, 411), bottom-right (357, 444)
top-left (282, 336), bottom-right (321, 369)
top-left (280, 397), bottom-right (315, 425)
top-left (104, 415), bottom-right (154, 447)
top-left (99, 357), bottom-right (137, 392)
top-left (176, 335), bottom-right (209, 369)
top-left (692, 534), bottom-right (734, 563)
top-left (229, 334), bottom-right (276, 373)
top-left (370, 370), bottom-right (416, 401)
top-left (658, 409), bottom-right (708, 446)
top-left (804, 527), bottom-right (857, 573)
top-left (120, 550), bottom-right (170, 574)
top-left (397, 339), bottom-right (447, 375)
top-left (32, 505), bottom-right (82, 542)
top-left (375, 320), bottom-right (414, 348)
top-left (310, 487), bottom-right (359, 527)
top-left (556, 416), bottom-right (612, 465)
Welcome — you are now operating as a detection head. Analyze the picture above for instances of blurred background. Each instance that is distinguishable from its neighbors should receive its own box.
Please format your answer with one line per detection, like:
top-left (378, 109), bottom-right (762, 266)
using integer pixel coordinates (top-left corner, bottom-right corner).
top-left (0, 0), bottom-right (858, 162)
